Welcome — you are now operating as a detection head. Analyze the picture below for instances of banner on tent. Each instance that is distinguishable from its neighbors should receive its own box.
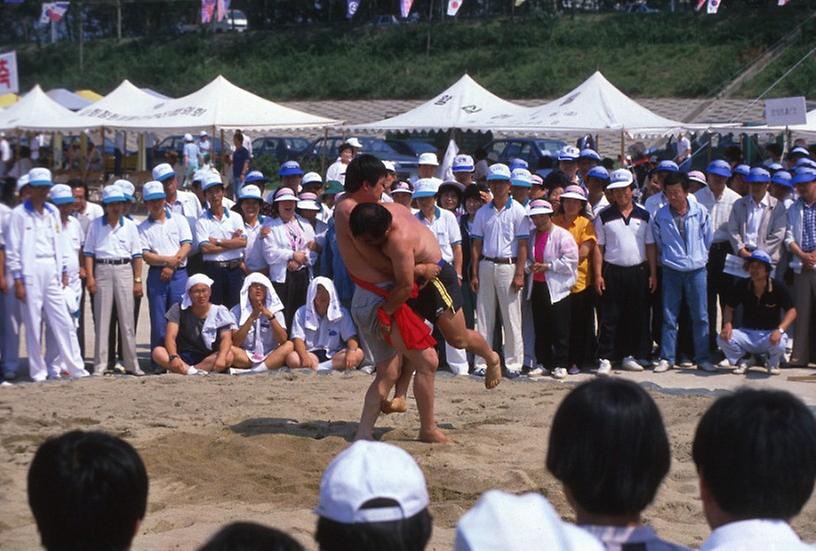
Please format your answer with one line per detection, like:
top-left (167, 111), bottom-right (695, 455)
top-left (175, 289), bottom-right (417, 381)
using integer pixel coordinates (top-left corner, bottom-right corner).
top-left (447, 0), bottom-right (463, 16)
top-left (40, 2), bottom-right (69, 24)
top-left (0, 51), bottom-right (19, 95)
top-left (765, 97), bottom-right (807, 126)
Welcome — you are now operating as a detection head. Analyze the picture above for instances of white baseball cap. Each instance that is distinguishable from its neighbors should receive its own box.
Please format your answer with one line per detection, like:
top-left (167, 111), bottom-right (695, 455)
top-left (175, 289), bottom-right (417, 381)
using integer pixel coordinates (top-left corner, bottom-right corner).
top-left (28, 167), bottom-right (53, 187)
top-left (558, 145), bottom-right (580, 161)
top-left (113, 179), bottom-right (135, 201)
top-left (413, 177), bottom-right (441, 199)
top-left (202, 172), bottom-right (224, 191)
top-left (487, 163), bottom-right (512, 182)
top-left (142, 180), bottom-right (166, 202)
top-left (452, 154), bottom-right (474, 173)
top-left (527, 199), bottom-right (554, 216)
top-left (454, 490), bottom-right (604, 551)
top-left (49, 183), bottom-right (75, 205)
top-left (344, 137), bottom-right (363, 149)
top-left (510, 168), bottom-right (533, 188)
top-left (238, 184), bottom-right (262, 201)
top-left (101, 185), bottom-right (126, 205)
top-left (316, 441), bottom-right (429, 524)
top-left (606, 168), bottom-right (635, 190)
top-left (15, 174), bottom-right (29, 193)
top-left (297, 192), bottom-right (321, 211)
top-left (152, 162), bottom-right (175, 182)
top-left (302, 171), bottom-right (323, 186)
top-left (199, 130), bottom-right (208, 137)
top-left (382, 160), bottom-right (396, 173)
top-left (184, 133), bottom-right (193, 142)
top-left (391, 181), bottom-right (413, 194)
top-left (418, 152), bottom-right (439, 166)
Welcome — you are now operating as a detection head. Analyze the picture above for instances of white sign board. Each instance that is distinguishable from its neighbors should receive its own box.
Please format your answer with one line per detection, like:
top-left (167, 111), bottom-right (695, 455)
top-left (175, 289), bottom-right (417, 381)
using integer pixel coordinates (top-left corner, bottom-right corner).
top-left (765, 96), bottom-right (807, 126)
top-left (0, 51), bottom-right (19, 95)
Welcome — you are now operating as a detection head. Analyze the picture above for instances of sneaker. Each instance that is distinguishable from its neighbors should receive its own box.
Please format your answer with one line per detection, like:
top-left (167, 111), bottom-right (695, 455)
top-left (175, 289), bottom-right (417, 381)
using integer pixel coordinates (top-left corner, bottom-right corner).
top-left (552, 367), bottom-right (567, 380)
top-left (126, 365), bottom-right (145, 376)
top-left (112, 363), bottom-right (126, 375)
top-left (718, 358), bottom-right (732, 368)
top-left (359, 364), bottom-right (375, 375)
top-left (93, 368), bottom-right (107, 377)
top-left (472, 367), bottom-right (486, 377)
top-left (767, 365), bottom-right (781, 375)
top-left (504, 370), bottom-right (521, 380)
top-left (733, 361), bottom-right (749, 375)
top-left (621, 356), bottom-right (644, 372)
top-left (654, 359), bottom-right (672, 373)
top-left (528, 366), bottom-right (546, 378)
top-left (697, 361), bottom-right (716, 373)
top-left (679, 359), bottom-right (694, 368)
top-left (568, 366), bottom-right (581, 375)
top-left (596, 359), bottom-right (612, 377)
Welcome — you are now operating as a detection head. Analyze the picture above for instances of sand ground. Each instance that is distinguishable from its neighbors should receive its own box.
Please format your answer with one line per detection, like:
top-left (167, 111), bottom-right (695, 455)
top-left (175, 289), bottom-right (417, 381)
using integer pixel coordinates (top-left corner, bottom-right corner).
top-left (0, 368), bottom-right (815, 551)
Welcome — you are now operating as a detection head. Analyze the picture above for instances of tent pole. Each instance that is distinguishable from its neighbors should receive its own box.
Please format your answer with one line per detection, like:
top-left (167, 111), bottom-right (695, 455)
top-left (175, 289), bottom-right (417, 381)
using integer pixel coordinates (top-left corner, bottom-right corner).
top-left (101, 126), bottom-right (106, 181)
top-left (211, 124), bottom-right (216, 169)
top-left (619, 130), bottom-right (625, 167)
top-left (782, 126), bottom-right (790, 159)
top-left (321, 126), bottom-right (328, 177)
top-left (220, 128), bottom-right (225, 180)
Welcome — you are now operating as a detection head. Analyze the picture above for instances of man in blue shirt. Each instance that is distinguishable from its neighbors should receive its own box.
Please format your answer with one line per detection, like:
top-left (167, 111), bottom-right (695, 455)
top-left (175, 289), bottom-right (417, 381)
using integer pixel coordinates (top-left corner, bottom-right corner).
top-left (647, 172), bottom-right (715, 373)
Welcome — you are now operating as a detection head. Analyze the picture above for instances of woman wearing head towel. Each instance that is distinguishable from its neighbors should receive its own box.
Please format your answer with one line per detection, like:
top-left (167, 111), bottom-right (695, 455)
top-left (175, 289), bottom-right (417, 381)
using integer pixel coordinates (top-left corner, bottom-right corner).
top-left (286, 277), bottom-right (363, 371)
top-left (228, 273), bottom-right (294, 375)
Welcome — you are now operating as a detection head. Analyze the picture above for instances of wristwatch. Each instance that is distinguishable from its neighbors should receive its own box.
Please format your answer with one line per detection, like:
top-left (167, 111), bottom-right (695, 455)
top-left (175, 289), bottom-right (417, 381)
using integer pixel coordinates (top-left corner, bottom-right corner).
top-left (134, 277), bottom-right (142, 284)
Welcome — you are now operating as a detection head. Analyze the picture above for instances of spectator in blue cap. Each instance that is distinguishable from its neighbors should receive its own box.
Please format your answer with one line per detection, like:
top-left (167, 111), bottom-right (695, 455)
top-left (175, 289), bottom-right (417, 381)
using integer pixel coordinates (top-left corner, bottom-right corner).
top-left (718, 249), bottom-right (796, 375)
top-left (727, 167), bottom-right (787, 268)
top-left (509, 158), bottom-right (528, 172)
top-left (578, 148), bottom-right (601, 182)
top-left (585, 166), bottom-right (610, 216)
top-left (696, 159), bottom-right (741, 354)
top-left (279, 160), bottom-right (304, 192)
top-left (785, 167), bottom-right (816, 366)
top-left (731, 164), bottom-right (751, 196)
top-left (769, 170), bottom-right (793, 208)
top-left (643, 160), bottom-right (679, 217)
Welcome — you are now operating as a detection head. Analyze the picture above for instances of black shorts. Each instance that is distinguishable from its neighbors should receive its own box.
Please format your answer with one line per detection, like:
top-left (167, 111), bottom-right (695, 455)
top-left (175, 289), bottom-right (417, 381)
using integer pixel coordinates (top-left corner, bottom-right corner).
top-left (409, 260), bottom-right (463, 322)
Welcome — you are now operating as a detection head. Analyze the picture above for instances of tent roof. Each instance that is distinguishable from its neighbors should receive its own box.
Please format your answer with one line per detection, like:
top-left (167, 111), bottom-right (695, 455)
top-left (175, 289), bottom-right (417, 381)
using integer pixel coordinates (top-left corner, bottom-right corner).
top-left (73, 75), bottom-right (340, 131)
top-left (481, 71), bottom-right (702, 137)
top-left (47, 88), bottom-right (93, 111)
top-left (141, 87), bottom-right (170, 100)
top-left (0, 85), bottom-right (85, 131)
top-left (75, 89), bottom-right (104, 102)
top-left (347, 74), bottom-right (530, 132)
top-left (73, 79), bottom-right (172, 127)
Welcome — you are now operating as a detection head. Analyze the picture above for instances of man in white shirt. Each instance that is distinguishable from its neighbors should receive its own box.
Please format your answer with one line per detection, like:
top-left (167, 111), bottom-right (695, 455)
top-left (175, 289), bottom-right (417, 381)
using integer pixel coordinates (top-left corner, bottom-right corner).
top-left (195, 173), bottom-right (246, 308)
top-left (152, 162), bottom-right (203, 275)
top-left (470, 163), bottom-right (529, 377)
top-left (674, 134), bottom-right (692, 166)
top-left (84, 185), bottom-right (144, 377)
top-left (7, 169), bottom-right (89, 382)
top-left (727, 167), bottom-right (787, 266)
top-left (0, 132), bottom-right (11, 176)
top-left (0, 177), bottom-right (25, 381)
top-left (694, 160), bottom-right (741, 353)
top-left (694, 388), bottom-right (816, 551)
top-left (325, 138), bottom-right (361, 185)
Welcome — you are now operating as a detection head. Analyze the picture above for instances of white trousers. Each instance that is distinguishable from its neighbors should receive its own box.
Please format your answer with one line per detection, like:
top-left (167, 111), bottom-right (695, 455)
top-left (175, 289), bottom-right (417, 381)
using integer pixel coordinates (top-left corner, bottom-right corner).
top-left (20, 258), bottom-right (87, 381)
top-left (45, 275), bottom-right (82, 378)
top-left (1, 271), bottom-right (21, 378)
top-left (445, 342), bottom-right (469, 375)
top-left (717, 328), bottom-right (788, 368)
top-left (475, 260), bottom-right (523, 372)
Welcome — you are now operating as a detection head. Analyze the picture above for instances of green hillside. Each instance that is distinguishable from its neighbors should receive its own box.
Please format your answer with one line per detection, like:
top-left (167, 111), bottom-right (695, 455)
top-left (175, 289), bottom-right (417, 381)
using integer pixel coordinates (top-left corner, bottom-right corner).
top-left (13, 7), bottom-right (816, 100)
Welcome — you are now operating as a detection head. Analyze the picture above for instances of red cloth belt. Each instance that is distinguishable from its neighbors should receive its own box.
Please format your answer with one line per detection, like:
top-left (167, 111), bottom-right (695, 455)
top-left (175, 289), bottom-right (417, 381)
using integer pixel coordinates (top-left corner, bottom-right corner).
top-left (350, 274), bottom-right (436, 350)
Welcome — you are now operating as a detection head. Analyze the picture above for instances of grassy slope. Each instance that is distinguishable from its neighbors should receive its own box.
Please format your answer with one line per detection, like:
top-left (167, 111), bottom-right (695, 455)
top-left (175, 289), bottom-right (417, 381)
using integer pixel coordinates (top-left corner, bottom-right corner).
top-left (15, 7), bottom-right (812, 100)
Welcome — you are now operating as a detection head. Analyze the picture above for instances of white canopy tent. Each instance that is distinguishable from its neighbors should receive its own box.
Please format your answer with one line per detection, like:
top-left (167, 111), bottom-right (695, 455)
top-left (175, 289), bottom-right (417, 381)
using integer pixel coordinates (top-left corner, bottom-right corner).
top-left (72, 79), bottom-right (173, 128)
top-left (347, 74), bottom-right (531, 132)
top-left (702, 108), bottom-right (816, 138)
top-left (478, 72), bottom-right (704, 138)
top-left (46, 88), bottom-right (94, 111)
top-left (0, 85), bottom-right (85, 132)
top-left (69, 75), bottom-right (340, 132)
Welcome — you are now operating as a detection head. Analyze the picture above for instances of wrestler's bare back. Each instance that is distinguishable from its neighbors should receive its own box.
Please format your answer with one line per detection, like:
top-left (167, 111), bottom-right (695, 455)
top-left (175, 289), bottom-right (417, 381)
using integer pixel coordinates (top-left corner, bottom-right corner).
top-left (335, 196), bottom-right (441, 282)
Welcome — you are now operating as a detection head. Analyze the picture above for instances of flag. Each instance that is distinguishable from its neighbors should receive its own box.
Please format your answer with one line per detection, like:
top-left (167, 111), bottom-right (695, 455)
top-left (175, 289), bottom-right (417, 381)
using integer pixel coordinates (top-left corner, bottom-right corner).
top-left (439, 139), bottom-right (459, 182)
top-left (514, 0), bottom-right (527, 6)
top-left (778, 0), bottom-right (790, 5)
top-left (400, 0), bottom-right (413, 18)
top-left (694, 0), bottom-right (706, 10)
top-left (201, 0), bottom-right (216, 23)
top-left (346, 0), bottom-right (360, 19)
top-left (0, 51), bottom-right (19, 95)
top-left (706, 0), bottom-right (721, 14)
top-left (39, 2), bottom-right (70, 24)
top-left (447, 0), bottom-right (463, 16)
top-left (216, 0), bottom-right (231, 22)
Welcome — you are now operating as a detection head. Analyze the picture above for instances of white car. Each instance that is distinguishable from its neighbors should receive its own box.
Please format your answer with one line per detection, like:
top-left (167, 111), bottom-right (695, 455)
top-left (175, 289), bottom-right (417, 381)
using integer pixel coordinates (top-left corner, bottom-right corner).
top-left (214, 9), bottom-right (248, 32)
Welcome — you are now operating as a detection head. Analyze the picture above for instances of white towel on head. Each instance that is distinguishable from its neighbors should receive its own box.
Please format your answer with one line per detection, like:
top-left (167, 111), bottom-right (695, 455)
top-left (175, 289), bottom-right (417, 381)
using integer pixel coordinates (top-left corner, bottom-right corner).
top-left (238, 272), bottom-right (284, 325)
top-left (181, 273), bottom-right (214, 310)
top-left (305, 276), bottom-right (342, 331)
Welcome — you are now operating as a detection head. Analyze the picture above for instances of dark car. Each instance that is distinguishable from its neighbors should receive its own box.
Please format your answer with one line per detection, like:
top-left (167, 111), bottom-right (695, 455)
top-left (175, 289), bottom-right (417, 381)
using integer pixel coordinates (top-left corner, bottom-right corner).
top-left (152, 135), bottom-right (224, 161)
top-left (251, 136), bottom-right (311, 163)
top-left (302, 136), bottom-right (419, 180)
top-left (484, 138), bottom-right (567, 169)
top-left (385, 138), bottom-right (437, 158)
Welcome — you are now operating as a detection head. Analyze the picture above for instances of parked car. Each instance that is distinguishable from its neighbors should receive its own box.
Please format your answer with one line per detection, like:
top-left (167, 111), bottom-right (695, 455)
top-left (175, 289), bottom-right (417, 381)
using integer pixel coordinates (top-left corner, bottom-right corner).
top-left (302, 136), bottom-right (418, 181)
top-left (251, 136), bottom-right (311, 163)
top-left (152, 135), bottom-right (224, 162)
top-left (385, 138), bottom-right (437, 158)
top-left (483, 138), bottom-right (567, 168)
top-left (214, 10), bottom-right (248, 32)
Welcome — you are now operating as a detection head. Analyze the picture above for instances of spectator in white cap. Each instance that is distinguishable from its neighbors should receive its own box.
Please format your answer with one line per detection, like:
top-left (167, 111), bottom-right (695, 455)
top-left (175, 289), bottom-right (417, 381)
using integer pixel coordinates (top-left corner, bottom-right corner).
top-left (286, 276), bottom-right (363, 371)
top-left (688, 170), bottom-right (708, 194)
top-left (471, 163), bottom-right (529, 378)
top-left (314, 440), bottom-right (432, 551)
top-left (390, 180), bottom-right (413, 209)
top-left (452, 154), bottom-right (475, 188)
top-left (297, 192), bottom-right (328, 268)
top-left (525, 199), bottom-right (578, 379)
top-left (557, 146), bottom-right (581, 184)
top-left (594, 169), bottom-right (656, 376)
top-left (454, 490), bottom-right (603, 551)
top-left (198, 130), bottom-right (211, 155)
top-left (228, 272), bottom-right (293, 374)
top-left (5, 169), bottom-right (88, 382)
top-left (151, 273), bottom-right (236, 375)
top-left (381, 161), bottom-right (397, 196)
top-left (417, 152), bottom-right (439, 179)
top-left (138, 180), bottom-right (192, 371)
top-left (182, 133), bottom-right (200, 188)
top-left (196, 173), bottom-right (247, 309)
top-left (547, 379), bottom-right (678, 551)
top-left (235, 184), bottom-right (271, 277)
top-left (510, 168), bottom-right (536, 371)
top-left (326, 139), bottom-right (360, 185)
top-left (264, 186), bottom-right (315, 332)
top-left (153, 161), bottom-right (203, 273)
top-left (301, 171), bottom-right (333, 223)
top-left (510, 168), bottom-right (532, 207)
top-left (83, 184), bottom-right (144, 377)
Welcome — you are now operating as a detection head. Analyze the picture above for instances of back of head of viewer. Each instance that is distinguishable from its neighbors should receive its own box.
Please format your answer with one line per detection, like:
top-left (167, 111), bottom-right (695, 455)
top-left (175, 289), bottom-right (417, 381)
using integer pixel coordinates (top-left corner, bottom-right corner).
top-left (28, 430), bottom-right (148, 551)
top-left (315, 440), bottom-right (432, 551)
top-left (693, 388), bottom-right (816, 528)
top-left (198, 521), bottom-right (304, 551)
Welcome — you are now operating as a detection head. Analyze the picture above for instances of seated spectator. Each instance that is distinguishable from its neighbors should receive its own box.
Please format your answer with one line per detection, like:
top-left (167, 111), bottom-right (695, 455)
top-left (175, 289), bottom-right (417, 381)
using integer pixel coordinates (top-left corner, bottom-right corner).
top-left (693, 389), bottom-right (816, 550)
top-left (151, 274), bottom-right (236, 375)
top-left (546, 378), bottom-right (685, 550)
top-left (315, 440), bottom-right (432, 551)
top-left (287, 277), bottom-right (363, 371)
top-left (198, 522), bottom-right (304, 551)
top-left (229, 273), bottom-right (293, 375)
top-left (454, 490), bottom-right (603, 551)
top-left (717, 250), bottom-right (796, 375)
top-left (28, 430), bottom-right (148, 551)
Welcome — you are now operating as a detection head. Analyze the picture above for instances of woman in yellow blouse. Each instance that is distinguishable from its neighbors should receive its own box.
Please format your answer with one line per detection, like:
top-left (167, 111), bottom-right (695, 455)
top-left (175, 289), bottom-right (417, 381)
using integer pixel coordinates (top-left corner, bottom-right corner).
top-left (553, 185), bottom-right (597, 374)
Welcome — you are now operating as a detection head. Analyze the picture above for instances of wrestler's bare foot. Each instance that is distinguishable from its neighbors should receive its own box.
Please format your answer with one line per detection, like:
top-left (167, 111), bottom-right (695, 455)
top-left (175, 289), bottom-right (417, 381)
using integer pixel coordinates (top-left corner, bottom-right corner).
top-left (419, 426), bottom-right (450, 444)
top-left (380, 396), bottom-right (408, 414)
top-left (485, 351), bottom-right (502, 390)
